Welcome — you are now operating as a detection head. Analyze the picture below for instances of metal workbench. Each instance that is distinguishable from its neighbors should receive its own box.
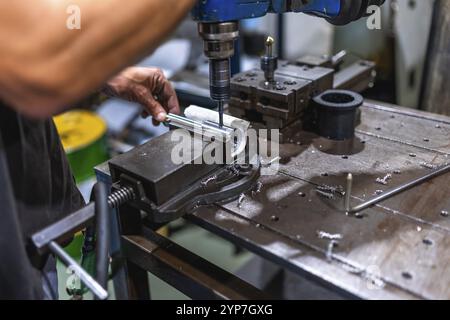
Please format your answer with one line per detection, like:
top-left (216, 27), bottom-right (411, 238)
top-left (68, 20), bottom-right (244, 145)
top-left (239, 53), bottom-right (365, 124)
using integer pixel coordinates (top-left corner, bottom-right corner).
top-left (186, 100), bottom-right (450, 300)
top-left (97, 100), bottom-right (450, 300)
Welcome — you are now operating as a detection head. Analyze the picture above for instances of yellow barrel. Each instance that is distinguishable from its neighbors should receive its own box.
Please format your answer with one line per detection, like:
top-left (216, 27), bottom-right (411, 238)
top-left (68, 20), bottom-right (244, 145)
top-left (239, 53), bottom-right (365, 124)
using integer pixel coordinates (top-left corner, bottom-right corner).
top-left (54, 110), bottom-right (109, 183)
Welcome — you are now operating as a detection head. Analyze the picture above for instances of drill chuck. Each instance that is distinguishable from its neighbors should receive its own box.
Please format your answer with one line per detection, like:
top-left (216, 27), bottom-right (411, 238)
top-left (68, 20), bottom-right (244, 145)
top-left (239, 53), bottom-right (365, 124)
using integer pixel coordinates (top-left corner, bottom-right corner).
top-left (198, 21), bottom-right (239, 127)
top-left (198, 21), bottom-right (239, 102)
top-left (198, 22), bottom-right (239, 60)
top-left (209, 59), bottom-right (231, 101)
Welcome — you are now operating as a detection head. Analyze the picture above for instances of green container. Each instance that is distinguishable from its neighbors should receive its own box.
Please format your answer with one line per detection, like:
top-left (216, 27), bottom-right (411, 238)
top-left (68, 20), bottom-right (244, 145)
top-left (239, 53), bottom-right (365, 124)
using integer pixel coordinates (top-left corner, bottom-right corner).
top-left (54, 110), bottom-right (109, 260)
top-left (54, 110), bottom-right (109, 183)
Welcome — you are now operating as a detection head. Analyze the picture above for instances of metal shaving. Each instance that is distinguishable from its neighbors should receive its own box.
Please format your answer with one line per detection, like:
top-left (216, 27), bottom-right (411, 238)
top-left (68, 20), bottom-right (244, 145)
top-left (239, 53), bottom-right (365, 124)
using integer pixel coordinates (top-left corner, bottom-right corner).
top-left (201, 175), bottom-right (217, 187)
top-left (237, 193), bottom-right (246, 208)
top-left (420, 162), bottom-right (438, 170)
top-left (252, 181), bottom-right (263, 196)
top-left (326, 240), bottom-right (338, 262)
top-left (316, 184), bottom-right (345, 197)
top-left (316, 189), bottom-right (334, 200)
top-left (317, 231), bottom-right (343, 241)
top-left (229, 165), bottom-right (240, 175)
top-left (364, 273), bottom-right (386, 289)
top-left (261, 156), bottom-right (281, 168)
top-left (376, 173), bottom-right (392, 185)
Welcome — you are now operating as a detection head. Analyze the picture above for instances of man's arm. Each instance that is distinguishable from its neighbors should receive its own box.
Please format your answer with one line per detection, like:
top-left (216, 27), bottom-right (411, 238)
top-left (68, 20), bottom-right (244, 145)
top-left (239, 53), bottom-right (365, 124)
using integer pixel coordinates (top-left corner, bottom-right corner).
top-left (0, 0), bottom-right (195, 118)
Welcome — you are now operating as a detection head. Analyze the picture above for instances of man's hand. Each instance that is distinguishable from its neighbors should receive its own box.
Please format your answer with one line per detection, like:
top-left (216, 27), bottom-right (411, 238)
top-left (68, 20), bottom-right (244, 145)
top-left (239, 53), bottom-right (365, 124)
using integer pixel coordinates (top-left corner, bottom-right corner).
top-left (105, 67), bottom-right (180, 123)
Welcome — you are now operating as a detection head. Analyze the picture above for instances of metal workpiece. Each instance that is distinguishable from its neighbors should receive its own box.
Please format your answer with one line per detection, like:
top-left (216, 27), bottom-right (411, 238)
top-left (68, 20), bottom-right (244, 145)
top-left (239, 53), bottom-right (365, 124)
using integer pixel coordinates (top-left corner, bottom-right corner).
top-left (182, 105), bottom-right (251, 158)
top-left (166, 113), bottom-right (234, 143)
top-left (313, 90), bottom-right (364, 141)
top-left (191, 101), bottom-right (450, 300)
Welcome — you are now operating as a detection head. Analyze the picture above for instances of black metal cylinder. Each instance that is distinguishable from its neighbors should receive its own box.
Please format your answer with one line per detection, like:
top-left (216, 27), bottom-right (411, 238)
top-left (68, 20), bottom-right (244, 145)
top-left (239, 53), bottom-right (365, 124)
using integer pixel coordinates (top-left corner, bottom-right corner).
top-left (313, 90), bottom-right (363, 141)
top-left (261, 56), bottom-right (278, 83)
top-left (209, 58), bottom-right (231, 101)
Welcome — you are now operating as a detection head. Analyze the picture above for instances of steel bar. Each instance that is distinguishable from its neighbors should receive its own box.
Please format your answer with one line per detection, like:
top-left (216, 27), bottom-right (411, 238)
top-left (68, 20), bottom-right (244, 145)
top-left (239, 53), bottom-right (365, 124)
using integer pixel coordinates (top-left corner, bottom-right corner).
top-left (48, 241), bottom-right (108, 300)
top-left (345, 173), bottom-right (353, 213)
top-left (31, 203), bottom-right (95, 254)
top-left (32, 187), bottom-right (135, 254)
top-left (348, 164), bottom-right (450, 214)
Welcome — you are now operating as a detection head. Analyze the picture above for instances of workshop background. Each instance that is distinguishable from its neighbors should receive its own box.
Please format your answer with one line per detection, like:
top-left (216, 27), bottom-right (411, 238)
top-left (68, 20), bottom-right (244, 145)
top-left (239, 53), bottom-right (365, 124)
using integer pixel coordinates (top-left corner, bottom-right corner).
top-left (53, 0), bottom-right (449, 300)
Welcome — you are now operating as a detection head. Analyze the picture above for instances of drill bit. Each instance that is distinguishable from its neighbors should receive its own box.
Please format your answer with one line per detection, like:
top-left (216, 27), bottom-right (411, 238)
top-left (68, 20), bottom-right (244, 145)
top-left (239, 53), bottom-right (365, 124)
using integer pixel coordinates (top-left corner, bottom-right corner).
top-left (218, 100), bottom-right (224, 128)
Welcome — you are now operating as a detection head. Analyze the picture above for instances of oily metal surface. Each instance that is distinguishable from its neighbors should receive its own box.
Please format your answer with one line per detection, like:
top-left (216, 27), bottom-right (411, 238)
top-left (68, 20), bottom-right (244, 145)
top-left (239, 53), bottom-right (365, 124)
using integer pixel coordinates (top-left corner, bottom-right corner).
top-left (191, 101), bottom-right (450, 299)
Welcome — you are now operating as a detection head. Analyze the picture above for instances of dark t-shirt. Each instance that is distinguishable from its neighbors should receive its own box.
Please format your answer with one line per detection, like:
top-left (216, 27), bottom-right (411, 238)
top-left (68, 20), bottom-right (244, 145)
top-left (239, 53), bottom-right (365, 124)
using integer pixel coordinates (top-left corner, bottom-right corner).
top-left (0, 103), bottom-right (84, 299)
top-left (0, 104), bottom-right (84, 238)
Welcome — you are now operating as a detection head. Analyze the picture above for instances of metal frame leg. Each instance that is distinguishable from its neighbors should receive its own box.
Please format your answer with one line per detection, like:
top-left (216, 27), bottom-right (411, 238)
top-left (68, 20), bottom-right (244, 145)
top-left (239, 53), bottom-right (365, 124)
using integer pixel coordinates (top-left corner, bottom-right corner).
top-left (117, 204), bottom-right (150, 300)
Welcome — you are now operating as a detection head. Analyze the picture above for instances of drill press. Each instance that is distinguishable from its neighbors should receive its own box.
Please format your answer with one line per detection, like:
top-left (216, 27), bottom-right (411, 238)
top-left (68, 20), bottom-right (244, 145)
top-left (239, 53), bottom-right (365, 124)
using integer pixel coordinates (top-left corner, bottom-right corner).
top-left (192, 0), bottom-right (385, 128)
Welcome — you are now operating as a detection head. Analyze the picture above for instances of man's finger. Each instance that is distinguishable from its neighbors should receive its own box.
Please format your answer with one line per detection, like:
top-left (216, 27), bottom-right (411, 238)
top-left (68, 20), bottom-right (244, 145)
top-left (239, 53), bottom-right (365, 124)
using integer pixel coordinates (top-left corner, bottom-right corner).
top-left (134, 84), bottom-right (167, 122)
top-left (161, 80), bottom-right (180, 115)
top-left (145, 71), bottom-right (180, 115)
